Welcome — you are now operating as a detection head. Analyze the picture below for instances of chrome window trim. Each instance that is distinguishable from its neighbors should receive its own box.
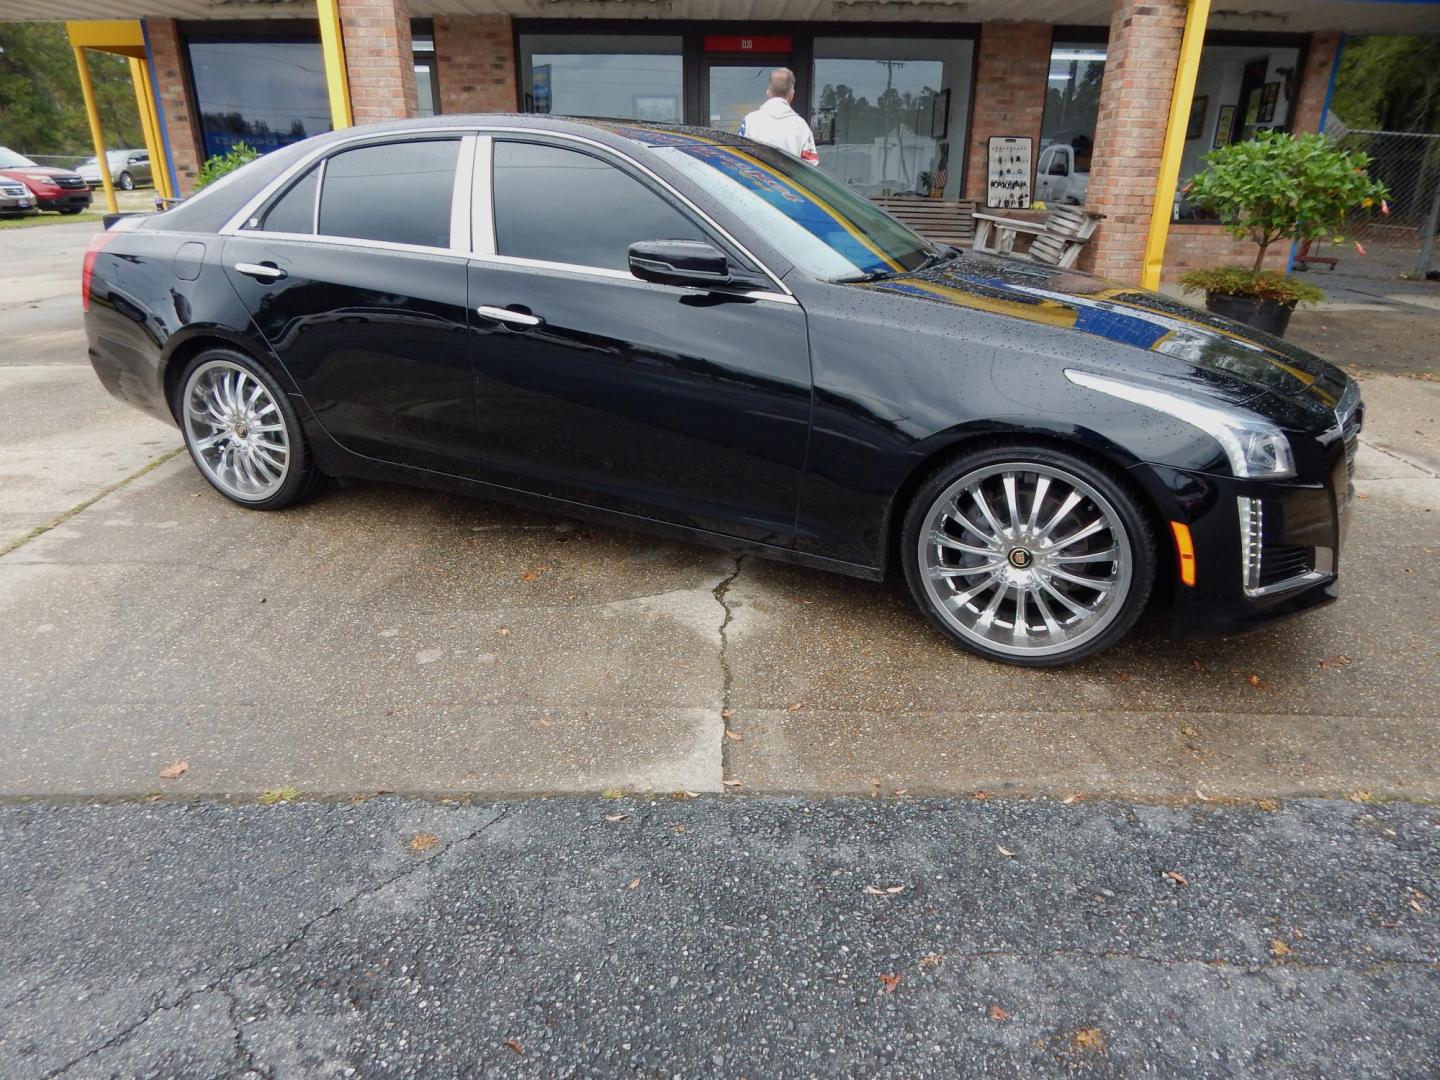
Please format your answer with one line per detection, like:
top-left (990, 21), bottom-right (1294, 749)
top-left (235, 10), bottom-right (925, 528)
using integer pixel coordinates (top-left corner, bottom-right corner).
top-left (219, 126), bottom-right (474, 242)
top-left (472, 136), bottom-right (495, 255)
top-left (466, 250), bottom-right (797, 305)
top-left (479, 126), bottom-right (792, 298)
top-left (220, 229), bottom-right (467, 262)
top-left (449, 135), bottom-right (478, 253)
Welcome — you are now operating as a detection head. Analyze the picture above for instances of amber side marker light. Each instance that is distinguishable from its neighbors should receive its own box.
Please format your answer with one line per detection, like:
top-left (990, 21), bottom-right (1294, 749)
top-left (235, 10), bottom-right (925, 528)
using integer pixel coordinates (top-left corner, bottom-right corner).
top-left (1170, 521), bottom-right (1197, 587)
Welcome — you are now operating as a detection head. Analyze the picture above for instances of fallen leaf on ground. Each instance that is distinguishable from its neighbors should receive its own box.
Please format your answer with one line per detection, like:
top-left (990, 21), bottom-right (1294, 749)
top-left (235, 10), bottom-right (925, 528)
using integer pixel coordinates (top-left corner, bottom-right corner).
top-left (892, 788), bottom-right (908, 796)
top-left (1117, 673), bottom-right (1133, 683)
top-left (1256, 799), bottom-right (1280, 812)
top-left (1195, 786), bottom-right (1214, 802)
top-left (626, 877), bottom-right (641, 890)
top-left (988, 1004), bottom-right (1010, 1022)
top-left (258, 787), bottom-right (299, 806)
top-left (158, 760), bottom-right (188, 780)
top-left (1180, 725), bottom-right (1200, 738)
top-left (1072, 1028), bottom-right (1106, 1053)
top-left (864, 884), bottom-right (905, 895)
top-left (1063, 793), bottom-right (1083, 805)
top-left (722, 779), bottom-right (743, 788)
top-left (1318, 654), bottom-right (1350, 669)
top-left (721, 707), bottom-right (735, 719)
top-left (603, 813), bottom-right (629, 822)
top-left (1270, 938), bottom-right (1293, 958)
top-left (724, 729), bottom-right (743, 742)
top-left (996, 843), bottom-right (1016, 857)
top-left (520, 569), bottom-right (543, 582)
top-left (674, 790), bottom-right (701, 800)
top-left (504, 1039), bottom-right (524, 1055)
top-left (878, 974), bottom-right (901, 993)
top-left (409, 833), bottom-right (439, 852)
top-left (497, 627), bottom-right (511, 636)
top-left (786, 702), bottom-right (803, 712)
top-left (1347, 790), bottom-right (1374, 804)
top-left (974, 790), bottom-right (991, 800)
top-left (1248, 673), bottom-right (1262, 688)
top-left (1164, 870), bottom-right (1189, 886)
top-left (918, 952), bottom-right (945, 969)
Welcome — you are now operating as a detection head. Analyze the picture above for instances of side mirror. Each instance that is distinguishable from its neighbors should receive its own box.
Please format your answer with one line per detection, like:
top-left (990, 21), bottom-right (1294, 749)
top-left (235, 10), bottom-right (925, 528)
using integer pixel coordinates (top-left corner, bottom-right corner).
top-left (628, 240), bottom-right (732, 288)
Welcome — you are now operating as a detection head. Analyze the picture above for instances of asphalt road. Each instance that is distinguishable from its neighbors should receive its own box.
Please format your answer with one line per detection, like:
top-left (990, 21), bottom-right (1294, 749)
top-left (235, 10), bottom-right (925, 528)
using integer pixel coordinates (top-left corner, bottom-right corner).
top-left (2, 796), bottom-right (1437, 1079)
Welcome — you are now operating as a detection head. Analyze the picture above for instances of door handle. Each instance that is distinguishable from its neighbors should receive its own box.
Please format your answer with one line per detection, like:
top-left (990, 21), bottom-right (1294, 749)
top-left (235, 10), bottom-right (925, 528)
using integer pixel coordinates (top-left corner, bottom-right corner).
top-left (234, 262), bottom-right (286, 281)
top-left (476, 305), bottom-right (543, 329)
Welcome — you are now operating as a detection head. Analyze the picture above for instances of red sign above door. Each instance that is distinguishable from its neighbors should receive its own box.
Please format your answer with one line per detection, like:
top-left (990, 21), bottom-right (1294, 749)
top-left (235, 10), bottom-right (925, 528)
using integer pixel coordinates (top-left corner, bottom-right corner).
top-left (703, 34), bottom-right (792, 54)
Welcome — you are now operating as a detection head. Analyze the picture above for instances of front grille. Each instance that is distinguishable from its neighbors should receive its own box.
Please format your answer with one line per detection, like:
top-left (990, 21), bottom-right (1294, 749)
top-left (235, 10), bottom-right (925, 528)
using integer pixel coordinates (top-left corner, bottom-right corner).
top-left (0, 183), bottom-right (26, 198)
top-left (54, 176), bottom-right (88, 190)
top-left (1258, 543), bottom-right (1313, 588)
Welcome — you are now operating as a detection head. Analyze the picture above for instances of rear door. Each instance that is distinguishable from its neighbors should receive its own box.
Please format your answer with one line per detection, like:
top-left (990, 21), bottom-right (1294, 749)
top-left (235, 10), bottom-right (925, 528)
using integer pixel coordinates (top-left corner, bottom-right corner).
top-left (222, 134), bottom-right (479, 476)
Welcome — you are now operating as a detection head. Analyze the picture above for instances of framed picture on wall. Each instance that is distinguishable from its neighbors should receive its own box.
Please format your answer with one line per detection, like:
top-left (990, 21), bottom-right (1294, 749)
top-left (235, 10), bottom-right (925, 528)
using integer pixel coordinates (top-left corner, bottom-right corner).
top-left (1256, 82), bottom-right (1280, 124)
top-left (1186, 95), bottom-right (1209, 140)
top-left (1213, 105), bottom-right (1236, 148)
top-left (929, 89), bottom-right (951, 140)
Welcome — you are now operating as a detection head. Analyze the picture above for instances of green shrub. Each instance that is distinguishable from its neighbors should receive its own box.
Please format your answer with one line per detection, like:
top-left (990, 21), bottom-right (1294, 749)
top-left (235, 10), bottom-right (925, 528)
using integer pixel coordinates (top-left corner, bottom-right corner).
top-left (195, 142), bottom-right (259, 190)
top-left (1177, 267), bottom-right (1325, 308)
top-left (1186, 131), bottom-right (1388, 273)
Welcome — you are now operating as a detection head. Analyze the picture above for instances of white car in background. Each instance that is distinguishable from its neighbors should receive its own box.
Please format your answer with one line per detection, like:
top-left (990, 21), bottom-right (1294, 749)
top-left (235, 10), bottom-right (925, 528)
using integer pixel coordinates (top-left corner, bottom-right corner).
top-left (1034, 144), bottom-right (1089, 206)
top-left (78, 149), bottom-right (152, 191)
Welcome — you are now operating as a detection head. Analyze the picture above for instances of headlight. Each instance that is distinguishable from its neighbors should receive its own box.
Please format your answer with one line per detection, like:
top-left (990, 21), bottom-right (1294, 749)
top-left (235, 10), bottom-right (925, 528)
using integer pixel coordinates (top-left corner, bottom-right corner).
top-left (22, 173), bottom-right (52, 184)
top-left (1065, 369), bottom-right (1295, 479)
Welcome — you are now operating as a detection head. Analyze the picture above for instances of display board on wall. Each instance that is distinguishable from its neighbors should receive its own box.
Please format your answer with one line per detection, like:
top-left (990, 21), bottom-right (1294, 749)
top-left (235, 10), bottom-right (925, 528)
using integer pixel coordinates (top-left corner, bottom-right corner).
top-left (986, 136), bottom-right (1032, 209)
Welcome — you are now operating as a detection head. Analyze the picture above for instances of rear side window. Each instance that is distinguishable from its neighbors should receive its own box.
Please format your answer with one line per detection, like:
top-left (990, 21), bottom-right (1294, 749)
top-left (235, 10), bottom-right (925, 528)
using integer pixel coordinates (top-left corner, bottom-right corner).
top-left (256, 166), bottom-right (318, 234)
top-left (492, 141), bottom-right (706, 272)
top-left (318, 139), bottom-right (458, 249)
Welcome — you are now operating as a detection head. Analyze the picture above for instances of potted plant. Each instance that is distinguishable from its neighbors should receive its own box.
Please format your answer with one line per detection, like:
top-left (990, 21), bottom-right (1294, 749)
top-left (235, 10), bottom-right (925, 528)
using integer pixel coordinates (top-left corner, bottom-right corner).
top-left (1177, 131), bottom-right (1387, 336)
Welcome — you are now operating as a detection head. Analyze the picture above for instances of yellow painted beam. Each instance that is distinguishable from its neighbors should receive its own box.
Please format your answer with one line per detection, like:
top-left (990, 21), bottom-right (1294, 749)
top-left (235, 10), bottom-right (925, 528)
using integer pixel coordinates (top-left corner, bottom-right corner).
top-left (315, 0), bottom-right (354, 130)
top-left (73, 47), bottom-right (118, 215)
top-left (65, 20), bottom-right (145, 57)
top-left (129, 57), bottom-right (171, 201)
top-left (1141, 0), bottom-right (1212, 291)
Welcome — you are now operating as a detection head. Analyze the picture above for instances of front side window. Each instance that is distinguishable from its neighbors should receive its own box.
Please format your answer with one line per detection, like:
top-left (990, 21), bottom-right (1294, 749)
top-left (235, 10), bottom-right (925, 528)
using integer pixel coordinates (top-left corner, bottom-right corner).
top-left (318, 140), bottom-right (459, 249)
top-left (811, 37), bottom-right (974, 200)
top-left (518, 33), bottom-right (683, 122)
top-left (492, 141), bottom-right (707, 271)
top-left (654, 139), bottom-right (933, 281)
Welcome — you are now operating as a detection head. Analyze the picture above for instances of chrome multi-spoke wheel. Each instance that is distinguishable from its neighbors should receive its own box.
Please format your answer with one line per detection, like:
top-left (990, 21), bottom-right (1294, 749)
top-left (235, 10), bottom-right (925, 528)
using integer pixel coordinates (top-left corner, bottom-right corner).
top-left (181, 358), bottom-right (291, 503)
top-left (909, 456), bottom-right (1148, 662)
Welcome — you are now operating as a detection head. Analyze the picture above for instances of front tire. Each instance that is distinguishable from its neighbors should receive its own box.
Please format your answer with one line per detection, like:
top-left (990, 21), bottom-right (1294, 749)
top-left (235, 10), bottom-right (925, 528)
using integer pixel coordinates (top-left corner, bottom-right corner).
top-left (176, 348), bottom-right (324, 510)
top-left (900, 444), bottom-right (1157, 666)
top-left (118, 172), bottom-right (134, 191)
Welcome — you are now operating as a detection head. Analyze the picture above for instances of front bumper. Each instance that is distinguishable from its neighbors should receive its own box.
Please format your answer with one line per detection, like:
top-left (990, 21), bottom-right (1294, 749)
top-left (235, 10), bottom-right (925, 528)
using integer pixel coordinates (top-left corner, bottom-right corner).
top-left (0, 194), bottom-right (35, 215)
top-left (1131, 432), bottom-right (1355, 636)
top-left (36, 189), bottom-right (93, 211)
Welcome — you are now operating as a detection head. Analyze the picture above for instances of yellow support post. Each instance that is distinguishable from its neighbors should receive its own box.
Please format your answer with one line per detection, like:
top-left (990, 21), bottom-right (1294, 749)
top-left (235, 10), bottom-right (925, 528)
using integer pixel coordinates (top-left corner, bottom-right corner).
top-left (316, 0), bottom-right (354, 131)
top-left (73, 47), bottom-right (118, 215)
top-left (1140, 0), bottom-right (1212, 291)
top-left (128, 56), bottom-right (172, 201)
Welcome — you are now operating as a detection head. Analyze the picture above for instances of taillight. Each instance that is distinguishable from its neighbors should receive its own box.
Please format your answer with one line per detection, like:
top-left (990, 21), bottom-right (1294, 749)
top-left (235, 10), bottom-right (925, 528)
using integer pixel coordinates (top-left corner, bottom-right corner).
top-left (81, 229), bottom-right (117, 312)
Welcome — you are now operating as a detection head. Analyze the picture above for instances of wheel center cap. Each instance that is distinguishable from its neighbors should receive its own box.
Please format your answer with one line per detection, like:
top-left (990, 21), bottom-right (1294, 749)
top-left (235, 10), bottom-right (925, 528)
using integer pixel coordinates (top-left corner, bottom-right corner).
top-left (234, 422), bottom-right (248, 438)
top-left (1008, 548), bottom-right (1033, 569)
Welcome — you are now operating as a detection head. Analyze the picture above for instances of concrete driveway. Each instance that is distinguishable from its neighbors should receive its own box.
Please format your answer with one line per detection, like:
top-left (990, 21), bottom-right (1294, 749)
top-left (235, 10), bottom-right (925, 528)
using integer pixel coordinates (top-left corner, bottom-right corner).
top-left (3, 221), bottom-right (1438, 801)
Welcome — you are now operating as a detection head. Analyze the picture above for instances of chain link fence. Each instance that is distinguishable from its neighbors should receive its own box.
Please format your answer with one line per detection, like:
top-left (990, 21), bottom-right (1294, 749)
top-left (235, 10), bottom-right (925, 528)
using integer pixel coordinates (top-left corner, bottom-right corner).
top-left (1298, 129), bottom-right (1440, 281)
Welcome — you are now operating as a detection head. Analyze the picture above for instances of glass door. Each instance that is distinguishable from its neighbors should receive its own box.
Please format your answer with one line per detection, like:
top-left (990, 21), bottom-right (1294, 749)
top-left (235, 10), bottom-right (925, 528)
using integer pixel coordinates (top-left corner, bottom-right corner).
top-left (702, 57), bottom-right (791, 133)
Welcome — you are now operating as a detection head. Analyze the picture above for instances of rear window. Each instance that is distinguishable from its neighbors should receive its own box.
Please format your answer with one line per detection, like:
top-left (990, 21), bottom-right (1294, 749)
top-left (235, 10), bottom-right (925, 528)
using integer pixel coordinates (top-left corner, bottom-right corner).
top-left (317, 139), bottom-right (458, 249)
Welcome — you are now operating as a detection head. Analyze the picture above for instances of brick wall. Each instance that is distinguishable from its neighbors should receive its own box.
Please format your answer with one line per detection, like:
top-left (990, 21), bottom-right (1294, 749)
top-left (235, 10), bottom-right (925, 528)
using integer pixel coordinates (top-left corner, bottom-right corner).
top-left (962, 22), bottom-right (1052, 203)
top-left (339, 0), bottom-right (419, 123)
top-left (434, 15), bottom-right (517, 114)
top-left (1083, 0), bottom-right (1188, 283)
top-left (1292, 31), bottom-right (1341, 135)
top-left (1161, 225), bottom-right (1289, 282)
top-left (144, 18), bottom-right (203, 196)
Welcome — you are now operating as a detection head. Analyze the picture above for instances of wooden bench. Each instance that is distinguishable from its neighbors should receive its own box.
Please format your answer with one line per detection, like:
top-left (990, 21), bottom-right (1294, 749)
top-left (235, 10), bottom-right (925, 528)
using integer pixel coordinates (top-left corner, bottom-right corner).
top-left (870, 195), bottom-right (977, 249)
top-left (972, 204), bottom-right (1103, 269)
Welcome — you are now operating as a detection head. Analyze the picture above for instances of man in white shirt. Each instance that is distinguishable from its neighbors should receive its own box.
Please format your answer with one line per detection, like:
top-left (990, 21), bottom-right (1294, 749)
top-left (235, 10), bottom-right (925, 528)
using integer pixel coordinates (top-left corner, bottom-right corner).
top-left (738, 68), bottom-right (819, 165)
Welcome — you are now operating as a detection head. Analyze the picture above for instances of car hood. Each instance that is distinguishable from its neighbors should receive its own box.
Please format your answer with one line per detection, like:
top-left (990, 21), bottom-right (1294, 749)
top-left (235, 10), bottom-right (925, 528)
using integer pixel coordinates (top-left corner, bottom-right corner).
top-left (851, 251), bottom-right (1350, 420)
top-left (0, 166), bottom-right (82, 182)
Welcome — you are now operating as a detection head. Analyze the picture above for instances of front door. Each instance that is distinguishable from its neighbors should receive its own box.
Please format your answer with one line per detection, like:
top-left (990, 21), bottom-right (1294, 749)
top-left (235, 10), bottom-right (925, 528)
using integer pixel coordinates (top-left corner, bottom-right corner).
top-left (701, 49), bottom-right (794, 133)
top-left (222, 136), bottom-right (478, 476)
top-left (469, 136), bottom-right (812, 546)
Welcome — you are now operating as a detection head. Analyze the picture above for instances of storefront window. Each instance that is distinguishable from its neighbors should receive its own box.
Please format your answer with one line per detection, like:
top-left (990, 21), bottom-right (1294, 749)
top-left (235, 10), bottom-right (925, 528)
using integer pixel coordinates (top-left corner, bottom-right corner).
top-left (1037, 44), bottom-right (1106, 208)
top-left (1176, 43), bottom-right (1302, 220)
top-left (187, 40), bottom-right (331, 160)
top-left (811, 37), bottom-right (973, 200)
top-left (413, 22), bottom-right (439, 117)
top-left (518, 34), bottom-right (684, 121)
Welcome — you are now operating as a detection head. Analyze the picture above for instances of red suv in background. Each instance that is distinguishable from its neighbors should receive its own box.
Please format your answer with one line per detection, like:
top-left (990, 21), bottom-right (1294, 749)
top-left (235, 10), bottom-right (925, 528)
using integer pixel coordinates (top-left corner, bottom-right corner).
top-left (0, 147), bottom-right (93, 214)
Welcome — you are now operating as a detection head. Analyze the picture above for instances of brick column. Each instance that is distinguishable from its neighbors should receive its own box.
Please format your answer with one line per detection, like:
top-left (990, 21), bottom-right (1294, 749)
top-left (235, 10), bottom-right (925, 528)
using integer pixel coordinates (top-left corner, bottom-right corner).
top-left (339, 0), bottom-right (419, 123)
top-left (434, 15), bottom-right (517, 113)
top-left (962, 23), bottom-right (1053, 203)
top-left (143, 18), bottom-right (204, 196)
top-left (1292, 32), bottom-right (1341, 135)
top-left (1084, 0), bottom-right (1187, 283)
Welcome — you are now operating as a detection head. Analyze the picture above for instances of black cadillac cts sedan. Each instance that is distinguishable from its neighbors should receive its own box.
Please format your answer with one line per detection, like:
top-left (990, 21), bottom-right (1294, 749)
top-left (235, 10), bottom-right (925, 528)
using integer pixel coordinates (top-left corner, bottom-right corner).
top-left (83, 115), bottom-right (1361, 666)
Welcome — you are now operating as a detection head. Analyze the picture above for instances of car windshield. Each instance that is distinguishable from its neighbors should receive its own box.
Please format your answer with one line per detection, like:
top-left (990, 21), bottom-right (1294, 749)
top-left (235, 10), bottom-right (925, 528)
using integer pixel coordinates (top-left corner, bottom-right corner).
top-left (0, 147), bottom-right (39, 168)
top-left (648, 137), bottom-right (935, 282)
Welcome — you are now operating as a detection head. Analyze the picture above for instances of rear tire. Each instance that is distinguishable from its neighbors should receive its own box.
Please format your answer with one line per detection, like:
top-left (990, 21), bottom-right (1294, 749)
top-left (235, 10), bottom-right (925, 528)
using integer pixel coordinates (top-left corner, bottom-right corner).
top-left (118, 172), bottom-right (134, 191)
top-left (900, 443), bottom-right (1157, 667)
top-left (175, 347), bottom-right (325, 511)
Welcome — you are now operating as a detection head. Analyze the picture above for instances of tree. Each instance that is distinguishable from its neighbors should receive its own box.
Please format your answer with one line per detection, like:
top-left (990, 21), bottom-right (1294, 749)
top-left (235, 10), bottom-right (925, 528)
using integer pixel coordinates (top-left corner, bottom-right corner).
top-left (1185, 130), bottom-right (1389, 273)
top-left (1332, 36), bottom-right (1440, 134)
top-left (0, 22), bottom-right (142, 154)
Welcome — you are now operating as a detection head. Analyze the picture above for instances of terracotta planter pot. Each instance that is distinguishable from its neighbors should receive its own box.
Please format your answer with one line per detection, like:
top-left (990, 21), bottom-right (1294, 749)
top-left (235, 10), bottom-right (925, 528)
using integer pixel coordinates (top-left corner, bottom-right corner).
top-left (1203, 291), bottom-right (1295, 337)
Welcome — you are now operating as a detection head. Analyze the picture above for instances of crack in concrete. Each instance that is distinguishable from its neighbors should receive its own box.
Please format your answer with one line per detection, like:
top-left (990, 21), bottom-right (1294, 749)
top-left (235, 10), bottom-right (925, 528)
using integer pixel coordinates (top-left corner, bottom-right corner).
top-left (712, 556), bottom-right (746, 780)
top-left (221, 983), bottom-right (273, 1080)
top-left (35, 804), bottom-right (516, 1079)
top-left (1360, 436), bottom-right (1440, 480)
